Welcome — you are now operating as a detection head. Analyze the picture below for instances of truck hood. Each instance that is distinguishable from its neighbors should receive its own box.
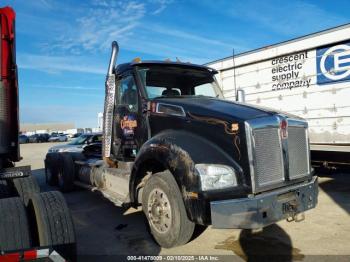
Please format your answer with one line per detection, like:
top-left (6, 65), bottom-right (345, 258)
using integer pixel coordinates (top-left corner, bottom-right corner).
top-left (154, 97), bottom-right (290, 121)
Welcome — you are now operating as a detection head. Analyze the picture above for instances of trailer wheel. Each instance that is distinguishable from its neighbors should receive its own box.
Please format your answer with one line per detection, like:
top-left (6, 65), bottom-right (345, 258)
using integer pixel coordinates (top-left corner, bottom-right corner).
top-left (57, 153), bottom-right (75, 192)
top-left (0, 180), bottom-right (10, 198)
top-left (45, 153), bottom-right (60, 186)
top-left (28, 191), bottom-right (76, 261)
top-left (13, 175), bottom-right (40, 206)
top-left (0, 197), bottom-right (31, 251)
top-left (142, 170), bottom-right (195, 248)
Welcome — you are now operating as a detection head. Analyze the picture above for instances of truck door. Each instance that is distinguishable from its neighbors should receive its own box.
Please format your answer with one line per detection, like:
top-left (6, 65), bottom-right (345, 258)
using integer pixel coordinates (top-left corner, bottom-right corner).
top-left (113, 73), bottom-right (141, 159)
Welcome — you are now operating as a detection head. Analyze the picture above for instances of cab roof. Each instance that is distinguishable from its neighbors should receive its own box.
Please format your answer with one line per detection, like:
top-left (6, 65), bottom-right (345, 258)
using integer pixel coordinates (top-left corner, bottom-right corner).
top-left (115, 60), bottom-right (218, 75)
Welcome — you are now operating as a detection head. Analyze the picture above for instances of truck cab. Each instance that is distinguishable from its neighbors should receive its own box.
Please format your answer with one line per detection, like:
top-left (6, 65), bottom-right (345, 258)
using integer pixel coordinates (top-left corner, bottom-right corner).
top-left (47, 42), bottom-right (318, 248)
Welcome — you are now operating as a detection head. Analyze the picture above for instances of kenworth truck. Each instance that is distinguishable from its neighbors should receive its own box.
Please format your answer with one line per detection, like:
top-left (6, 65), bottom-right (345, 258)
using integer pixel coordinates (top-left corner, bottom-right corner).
top-left (45, 41), bottom-right (318, 248)
top-left (0, 6), bottom-right (76, 261)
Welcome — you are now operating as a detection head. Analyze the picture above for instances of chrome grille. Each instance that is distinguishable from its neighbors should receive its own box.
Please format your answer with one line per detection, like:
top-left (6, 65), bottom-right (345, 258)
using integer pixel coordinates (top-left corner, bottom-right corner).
top-left (288, 126), bottom-right (309, 179)
top-left (246, 116), bottom-right (310, 193)
top-left (252, 127), bottom-right (284, 186)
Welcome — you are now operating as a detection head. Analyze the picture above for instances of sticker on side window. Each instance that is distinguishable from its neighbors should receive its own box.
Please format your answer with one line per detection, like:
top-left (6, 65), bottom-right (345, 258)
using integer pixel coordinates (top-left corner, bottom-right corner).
top-left (120, 115), bottom-right (138, 138)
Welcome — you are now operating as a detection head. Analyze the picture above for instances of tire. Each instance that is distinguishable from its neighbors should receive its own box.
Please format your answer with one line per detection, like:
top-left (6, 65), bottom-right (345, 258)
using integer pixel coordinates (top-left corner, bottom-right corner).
top-left (58, 153), bottom-right (75, 192)
top-left (28, 191), bottom-right (76, 261)
top-left (0, 180), bottom-right (10, 198)
top-left (142, 170), bottom-right (195, 248)
top-left (0, 197), bottom-right (31, 251)
top-left (45, 153), bottom-right (60, 186)
top-left (13, 175), bottom-right (40, 206)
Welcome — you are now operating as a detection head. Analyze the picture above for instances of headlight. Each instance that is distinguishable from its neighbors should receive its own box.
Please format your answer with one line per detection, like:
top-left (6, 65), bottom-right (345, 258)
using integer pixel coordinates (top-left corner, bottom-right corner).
top-left (195, 164), bottom-right (238, 191)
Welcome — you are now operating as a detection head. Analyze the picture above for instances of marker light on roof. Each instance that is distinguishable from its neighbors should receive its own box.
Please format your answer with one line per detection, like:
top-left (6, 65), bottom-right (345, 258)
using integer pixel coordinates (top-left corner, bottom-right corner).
top-left (132, 57), bottom-right (142, 63)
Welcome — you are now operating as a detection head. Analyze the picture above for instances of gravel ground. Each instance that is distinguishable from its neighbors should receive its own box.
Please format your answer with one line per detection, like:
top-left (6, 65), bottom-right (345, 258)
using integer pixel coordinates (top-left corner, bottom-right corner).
top-left (18, 142), bottom-right (350, 261)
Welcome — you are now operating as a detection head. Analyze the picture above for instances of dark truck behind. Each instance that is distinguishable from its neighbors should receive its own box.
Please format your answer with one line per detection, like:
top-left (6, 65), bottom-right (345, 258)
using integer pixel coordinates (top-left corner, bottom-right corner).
top-left (0, 6), bottom-right (76, 261)
top-left (46, 42), bottom-right (318, 248)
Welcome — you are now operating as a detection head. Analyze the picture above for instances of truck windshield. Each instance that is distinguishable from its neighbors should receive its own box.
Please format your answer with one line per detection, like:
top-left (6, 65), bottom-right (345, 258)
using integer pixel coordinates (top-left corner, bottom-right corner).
top-left (136, 65), bottom-right (222, 99)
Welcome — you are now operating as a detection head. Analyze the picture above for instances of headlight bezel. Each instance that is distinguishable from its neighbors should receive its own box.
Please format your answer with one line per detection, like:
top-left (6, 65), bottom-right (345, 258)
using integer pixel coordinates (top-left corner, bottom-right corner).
top-left (195, 164), bottom-right (238, 191)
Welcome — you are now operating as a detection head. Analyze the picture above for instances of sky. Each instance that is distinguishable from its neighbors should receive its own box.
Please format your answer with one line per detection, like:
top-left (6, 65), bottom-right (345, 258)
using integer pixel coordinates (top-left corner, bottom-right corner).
top-left (2, 0), bottom-right (350, 128)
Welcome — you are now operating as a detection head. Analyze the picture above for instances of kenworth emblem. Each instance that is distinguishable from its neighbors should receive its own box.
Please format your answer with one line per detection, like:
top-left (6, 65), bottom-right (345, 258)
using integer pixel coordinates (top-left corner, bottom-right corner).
top-left (280, 119), bottom-right (288, 139)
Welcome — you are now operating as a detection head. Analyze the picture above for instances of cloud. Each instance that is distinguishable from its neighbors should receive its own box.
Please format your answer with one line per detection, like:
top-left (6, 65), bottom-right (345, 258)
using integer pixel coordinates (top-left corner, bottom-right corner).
top-left (46, 1), bottom-right (148, 54)
top-left (149, 0), bottom-right (173, 15)
top-left (225, 0), bottom-right (346, 36)
top-left (31, 0), bottom-right (244, 64)
top-left (38, 0), bottom-right (54, 10)
top-left (145, 23), bottom-right (245, 50)
top-left (17, 53), bottom-right (106, 74)
top-left (15, 0), bottom-right (248, 65)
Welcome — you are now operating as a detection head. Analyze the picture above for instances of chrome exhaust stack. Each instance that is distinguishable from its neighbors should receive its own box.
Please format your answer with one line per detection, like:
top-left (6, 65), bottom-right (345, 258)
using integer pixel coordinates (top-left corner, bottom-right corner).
top-left (103, 41), bottom-right (119, 163)
top-left (107, 41), bottom-right (119, 75)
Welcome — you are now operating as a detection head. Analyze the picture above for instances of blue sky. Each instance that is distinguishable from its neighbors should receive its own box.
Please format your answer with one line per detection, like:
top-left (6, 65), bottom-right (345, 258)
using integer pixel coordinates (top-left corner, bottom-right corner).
top-left (2, 0), bottom-right (349, 128)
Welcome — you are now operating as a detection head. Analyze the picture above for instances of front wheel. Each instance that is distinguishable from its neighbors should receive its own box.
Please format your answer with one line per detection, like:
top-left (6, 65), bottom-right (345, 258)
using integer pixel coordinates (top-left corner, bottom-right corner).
top-left (142, 170), bottom-right (195, 248)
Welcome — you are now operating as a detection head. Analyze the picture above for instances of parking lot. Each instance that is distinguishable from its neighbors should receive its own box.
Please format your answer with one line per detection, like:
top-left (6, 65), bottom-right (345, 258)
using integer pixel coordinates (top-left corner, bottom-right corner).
top-left (19, 142), bottom-right (350, 261)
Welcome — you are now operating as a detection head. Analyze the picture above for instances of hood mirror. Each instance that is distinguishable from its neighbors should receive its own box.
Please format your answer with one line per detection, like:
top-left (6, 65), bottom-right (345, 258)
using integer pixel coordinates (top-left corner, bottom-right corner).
top-left (236, 88), bottom-right (245, 102)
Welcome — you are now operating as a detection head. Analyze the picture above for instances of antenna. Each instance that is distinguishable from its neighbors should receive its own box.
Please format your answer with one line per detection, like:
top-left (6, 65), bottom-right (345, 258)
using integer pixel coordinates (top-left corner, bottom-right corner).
top-left (232, 48), bottom-right (237, 99)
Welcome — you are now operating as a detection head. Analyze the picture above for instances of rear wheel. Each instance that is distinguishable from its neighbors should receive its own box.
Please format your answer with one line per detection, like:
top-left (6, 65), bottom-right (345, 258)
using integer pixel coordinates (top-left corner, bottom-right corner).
top-left (28, 191), bottom-right (76, 261)
top-left (58, 153), bottom-right (75, 192)
top-left (45, 153), bottom-right (60, 186)
top-left (0, 197), bottom-right (31, 251)
top-left (13, 175), bottom-right (40, 206)
top-left (142, 170), bottom-right (195, 248)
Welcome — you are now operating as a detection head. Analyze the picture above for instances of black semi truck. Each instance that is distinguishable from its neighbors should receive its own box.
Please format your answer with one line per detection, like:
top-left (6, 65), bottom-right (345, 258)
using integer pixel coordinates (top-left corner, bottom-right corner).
top-left (46, 41), bottom-right (318, 248)
top-left (0, 6), bottom-right (76, 261)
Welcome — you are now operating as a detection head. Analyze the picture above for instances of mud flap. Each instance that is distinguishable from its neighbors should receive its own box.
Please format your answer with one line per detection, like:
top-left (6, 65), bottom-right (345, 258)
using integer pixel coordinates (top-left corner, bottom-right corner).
top-left (0, 165), bottom-right (31, 179)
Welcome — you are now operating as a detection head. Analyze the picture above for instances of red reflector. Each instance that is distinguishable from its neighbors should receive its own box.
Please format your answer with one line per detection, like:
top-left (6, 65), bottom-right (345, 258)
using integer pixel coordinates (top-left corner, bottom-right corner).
top-left (23, 250), bottom-right (37, 260)
top-left (0, 253), bottom-right (21, 262)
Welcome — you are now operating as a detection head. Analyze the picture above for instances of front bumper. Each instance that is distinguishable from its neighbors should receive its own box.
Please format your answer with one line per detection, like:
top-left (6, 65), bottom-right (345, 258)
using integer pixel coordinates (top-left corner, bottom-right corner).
top-left (210, 176), bottom-right (318, 229)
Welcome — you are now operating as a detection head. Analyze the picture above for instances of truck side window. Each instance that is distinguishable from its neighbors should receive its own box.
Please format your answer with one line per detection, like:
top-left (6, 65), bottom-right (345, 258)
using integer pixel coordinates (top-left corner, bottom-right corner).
top-left (117, 75), bottom-right (138, 112)
top-left (194, 83), bottom-right (217, 97)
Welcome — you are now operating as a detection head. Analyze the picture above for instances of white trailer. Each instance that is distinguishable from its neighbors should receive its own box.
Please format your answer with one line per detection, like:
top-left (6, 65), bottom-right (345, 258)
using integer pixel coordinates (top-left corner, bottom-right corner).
top-left (207, 23), bottom-right (350, 167)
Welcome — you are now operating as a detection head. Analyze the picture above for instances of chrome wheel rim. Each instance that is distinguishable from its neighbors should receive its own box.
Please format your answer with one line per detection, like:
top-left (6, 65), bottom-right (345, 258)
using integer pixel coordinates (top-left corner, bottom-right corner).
top-left (147, 188), bottom-right (172, 234)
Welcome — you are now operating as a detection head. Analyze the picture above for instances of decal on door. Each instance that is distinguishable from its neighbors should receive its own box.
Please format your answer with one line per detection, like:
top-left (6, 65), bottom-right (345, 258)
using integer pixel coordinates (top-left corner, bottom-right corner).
top-left (120, 115), bottom-right (137, 138)
top-left (317, 42), bottom-right (350, 84)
